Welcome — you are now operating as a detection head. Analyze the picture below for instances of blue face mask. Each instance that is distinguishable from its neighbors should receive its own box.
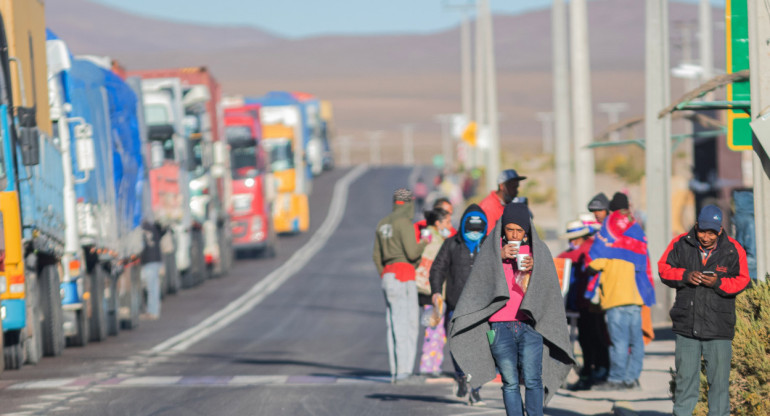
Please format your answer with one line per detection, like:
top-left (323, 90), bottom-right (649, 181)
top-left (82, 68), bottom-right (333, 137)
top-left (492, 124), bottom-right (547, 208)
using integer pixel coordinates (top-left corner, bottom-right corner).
top-left (464, 231), bottom-right (484, 242)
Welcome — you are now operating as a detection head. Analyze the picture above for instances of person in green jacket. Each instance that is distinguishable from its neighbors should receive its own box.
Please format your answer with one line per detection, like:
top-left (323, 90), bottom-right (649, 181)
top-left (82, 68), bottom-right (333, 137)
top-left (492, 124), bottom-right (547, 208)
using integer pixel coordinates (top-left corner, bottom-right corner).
top-left (373, 188), bottom-right (428, 383)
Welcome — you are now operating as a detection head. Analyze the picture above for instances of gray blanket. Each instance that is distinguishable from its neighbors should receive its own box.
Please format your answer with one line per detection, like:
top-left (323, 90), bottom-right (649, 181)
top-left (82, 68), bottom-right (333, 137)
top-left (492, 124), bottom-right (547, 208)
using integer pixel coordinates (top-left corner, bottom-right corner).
top-left (448, 218), bottom-right (575, 404)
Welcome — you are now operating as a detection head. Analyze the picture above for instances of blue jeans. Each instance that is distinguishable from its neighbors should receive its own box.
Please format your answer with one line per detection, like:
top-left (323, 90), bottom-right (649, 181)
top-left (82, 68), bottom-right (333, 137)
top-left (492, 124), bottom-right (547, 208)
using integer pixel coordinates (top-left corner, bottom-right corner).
top-left (141, 262), bottom-right (162, 317)
top-left (489, 321), bottom-right (543, 416)
top-left (605, 304), bottom-right (644, 384)
top-left (673, 335), bottom-right (732, 416)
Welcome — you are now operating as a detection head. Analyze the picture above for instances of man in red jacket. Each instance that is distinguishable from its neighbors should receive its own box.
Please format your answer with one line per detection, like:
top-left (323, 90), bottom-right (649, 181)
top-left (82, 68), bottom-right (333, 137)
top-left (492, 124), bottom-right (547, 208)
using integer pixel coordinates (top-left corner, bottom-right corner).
top-left (659, 205), bottom-right (750, 416)
top-left (558, 220), bottom-right (609, 390)
top-left (479, 169), bottom-right (526, 234)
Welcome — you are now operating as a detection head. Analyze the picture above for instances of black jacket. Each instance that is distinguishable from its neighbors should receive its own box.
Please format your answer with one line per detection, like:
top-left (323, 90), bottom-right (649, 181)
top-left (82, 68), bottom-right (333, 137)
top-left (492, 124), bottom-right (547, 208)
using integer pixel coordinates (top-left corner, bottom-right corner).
top-left (658, 227), bottom-right (751, 340)
top-left (429, 204), bottom-right (487, 311)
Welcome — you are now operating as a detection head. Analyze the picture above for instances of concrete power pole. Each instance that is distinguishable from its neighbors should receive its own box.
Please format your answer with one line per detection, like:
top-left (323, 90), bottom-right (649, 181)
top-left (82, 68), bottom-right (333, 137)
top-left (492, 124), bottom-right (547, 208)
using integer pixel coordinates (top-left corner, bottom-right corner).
top-left (569, 0), bottom-right (596, 213)
top-left (460, 9), bottom-right (473, 122)
top-left (747, 0), bottom-right (770, 282)
top-left (402, 125), bottom-right (414, 166)
top-left (435, 115), bottom-right (453, 169)
top-left (598, 102), bottom-right (629, 142)
top-left (552, 0), bottom-right (572, 240)
top-left (536, 112), bottom-right (554, 154)
top-left (698, 0), bottom-right (713, 83)
top-left (474, 2), bottom-right (487, 170)
top-left (482, 0), bottom-right (501, 192)
top-left (645, 0), bottom-right (673, 319)
top-left (368, 131), bottom-right (383, 166)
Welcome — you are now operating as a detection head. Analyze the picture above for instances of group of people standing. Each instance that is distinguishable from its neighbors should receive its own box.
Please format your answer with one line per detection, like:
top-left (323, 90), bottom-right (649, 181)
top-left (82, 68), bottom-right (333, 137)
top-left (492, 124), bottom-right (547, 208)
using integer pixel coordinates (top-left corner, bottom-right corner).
top-left (372, 169), bottom-right (751, 416)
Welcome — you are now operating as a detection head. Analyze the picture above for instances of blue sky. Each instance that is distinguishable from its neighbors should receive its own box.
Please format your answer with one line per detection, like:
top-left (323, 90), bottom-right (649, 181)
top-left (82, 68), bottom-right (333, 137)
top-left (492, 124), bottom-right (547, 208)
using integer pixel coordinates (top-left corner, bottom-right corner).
top-left (91, 0), bottom-right (726, 38)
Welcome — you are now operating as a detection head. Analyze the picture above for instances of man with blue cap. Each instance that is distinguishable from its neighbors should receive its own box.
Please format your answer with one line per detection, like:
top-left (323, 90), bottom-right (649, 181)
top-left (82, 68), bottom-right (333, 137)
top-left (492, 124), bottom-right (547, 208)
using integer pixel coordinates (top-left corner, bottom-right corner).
top-left (659, 204), bottom-right (751, 416)
top-left (479, 169), bottom-right (527, 234)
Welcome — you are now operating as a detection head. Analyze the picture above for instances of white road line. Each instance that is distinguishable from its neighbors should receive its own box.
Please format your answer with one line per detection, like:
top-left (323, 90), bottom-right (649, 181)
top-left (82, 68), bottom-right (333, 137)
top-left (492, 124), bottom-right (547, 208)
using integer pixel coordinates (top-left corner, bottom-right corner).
top-left (151, 165), bottom-right (369, 354)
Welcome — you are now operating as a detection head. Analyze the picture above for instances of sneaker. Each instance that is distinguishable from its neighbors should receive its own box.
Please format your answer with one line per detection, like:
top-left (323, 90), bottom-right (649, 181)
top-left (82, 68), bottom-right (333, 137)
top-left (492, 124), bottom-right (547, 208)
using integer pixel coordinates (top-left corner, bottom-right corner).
top-left (468, 388), bottom-right (485, 406)
top-left (591, 381), bottom-right (626, 391)
top-left (454, 377), bottom-right (468, 398)
top-left (623, 379), bottom-right (641, 391)
top-left (568, 378), bottom-right (593, 391)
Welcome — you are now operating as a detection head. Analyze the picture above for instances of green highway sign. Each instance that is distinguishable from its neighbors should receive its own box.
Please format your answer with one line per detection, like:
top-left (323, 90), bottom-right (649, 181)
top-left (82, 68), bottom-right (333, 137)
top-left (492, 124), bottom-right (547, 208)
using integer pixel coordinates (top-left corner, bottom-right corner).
top-left (726, 0), bottom-right (751, 150)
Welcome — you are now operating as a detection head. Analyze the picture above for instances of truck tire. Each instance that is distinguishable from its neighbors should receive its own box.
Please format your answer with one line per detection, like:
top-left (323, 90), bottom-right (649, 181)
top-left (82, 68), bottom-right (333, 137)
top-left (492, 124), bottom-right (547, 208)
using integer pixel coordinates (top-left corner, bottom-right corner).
top-left (106, 276), bottom-right (120, 336)
top-left (3, 330), bottom-right (23, 370)
top-left (164, 253), bottom-right (180, 295)
top-left (89, 265), bottom-right (108, 342)
top-left (121, 265), bottom-right (141, 330)
top-left (39, 264), bottom-right (65, 357)
top-left (66, 307), bottom-right (89, 347)
top-left (0, 316), bottom-right (4, 372)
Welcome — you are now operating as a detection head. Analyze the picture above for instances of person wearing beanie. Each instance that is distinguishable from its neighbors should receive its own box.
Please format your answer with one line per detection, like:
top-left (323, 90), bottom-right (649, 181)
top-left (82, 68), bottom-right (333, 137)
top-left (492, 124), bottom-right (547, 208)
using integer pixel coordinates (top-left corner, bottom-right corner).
top-left (587, 192), bottom-right (611, 225)
top-left (373, 188), bottom-right (428, 384)
top-left (449, 202), bottom-right (574, 416)
top-left (479, 169), bottom-right (527, 234)
top-left (659, 204), bottom-right (750, 416)
top-left (609, 192), bottom-right (630, 212)
top-left (430, 204), bottom-right (488, 404)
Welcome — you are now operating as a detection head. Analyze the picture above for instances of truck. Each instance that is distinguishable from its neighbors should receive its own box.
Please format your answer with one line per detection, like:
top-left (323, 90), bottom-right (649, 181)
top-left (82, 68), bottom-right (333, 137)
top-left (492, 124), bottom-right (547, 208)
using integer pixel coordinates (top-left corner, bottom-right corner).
top-left (223, 104), bottom-right (276, 256)
top-left (129, 68), bottom-right (232, 280)
top-left (290, 92), bottom-right (325, 177)
top-left (246, 93), bottom-right (311, 234)
top-left (0, 0), bottom-right (66, 368)
top-left (130, 75), bottom-right (205, 289)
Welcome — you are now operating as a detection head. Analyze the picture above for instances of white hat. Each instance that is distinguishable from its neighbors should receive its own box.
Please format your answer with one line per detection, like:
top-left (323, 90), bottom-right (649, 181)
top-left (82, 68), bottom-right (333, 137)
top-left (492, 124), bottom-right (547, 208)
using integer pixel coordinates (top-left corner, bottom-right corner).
top-left (560, 220), bottom-right (592, 240)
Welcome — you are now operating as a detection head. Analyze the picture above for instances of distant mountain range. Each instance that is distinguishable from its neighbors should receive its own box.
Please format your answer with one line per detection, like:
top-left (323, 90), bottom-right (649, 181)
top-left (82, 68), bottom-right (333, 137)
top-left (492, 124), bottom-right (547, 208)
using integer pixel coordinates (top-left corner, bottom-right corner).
top-left (47, 0), bottom-right (728, 164)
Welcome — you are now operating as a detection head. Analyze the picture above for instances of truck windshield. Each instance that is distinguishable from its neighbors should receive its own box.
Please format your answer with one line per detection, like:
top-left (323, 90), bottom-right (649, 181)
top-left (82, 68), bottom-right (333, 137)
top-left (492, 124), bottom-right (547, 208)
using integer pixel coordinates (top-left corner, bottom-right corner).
top-left (145, 104), bottom-right (170, 126)
top-left (231, 142), bottom-right (258, 180)
top-left (263, 139), bottom-right (294, 172)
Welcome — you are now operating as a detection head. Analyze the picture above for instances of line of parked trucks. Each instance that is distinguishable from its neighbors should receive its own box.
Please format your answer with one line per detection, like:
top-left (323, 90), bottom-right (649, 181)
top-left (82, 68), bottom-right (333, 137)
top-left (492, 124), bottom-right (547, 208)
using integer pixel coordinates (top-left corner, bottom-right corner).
top-left (0, 1), bottom-right (334, 372)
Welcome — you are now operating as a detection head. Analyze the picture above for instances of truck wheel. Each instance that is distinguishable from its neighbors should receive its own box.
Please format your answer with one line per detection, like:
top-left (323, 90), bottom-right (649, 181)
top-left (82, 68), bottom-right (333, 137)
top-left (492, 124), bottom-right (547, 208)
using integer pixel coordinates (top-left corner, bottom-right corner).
top-left (121, 265), bottom-right (141, 330)
top-left (66, 307), bottom-right (89, 347)
top-left (3, 330), bottom-right (23, 370)
top-left (89, 265), bottom-right (108, 342)
top-left (24, 269), bottom-right (44, 365)
top-left (0, 315), bottom-right (4, 372)
top-left (106, 276), bottom-right (120, 336)
top-left (164, 253), bottom-right (180, 295)
top-left (40, 264), bottom-right (65, 357)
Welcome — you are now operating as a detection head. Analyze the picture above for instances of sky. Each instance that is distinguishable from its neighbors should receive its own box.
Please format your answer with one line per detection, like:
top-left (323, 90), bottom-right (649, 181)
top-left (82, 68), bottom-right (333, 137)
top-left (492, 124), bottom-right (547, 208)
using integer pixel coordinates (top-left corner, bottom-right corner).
top-left (91, 0), bottom-right (726, 39)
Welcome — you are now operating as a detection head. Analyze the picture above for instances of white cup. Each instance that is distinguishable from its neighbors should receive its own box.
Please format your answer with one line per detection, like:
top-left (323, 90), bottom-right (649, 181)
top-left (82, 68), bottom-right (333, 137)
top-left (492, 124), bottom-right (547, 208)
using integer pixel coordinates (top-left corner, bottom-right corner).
top-left (507, 240), bottom-right (521, 250)
top-left (516, 253), bottom-right (530, 271)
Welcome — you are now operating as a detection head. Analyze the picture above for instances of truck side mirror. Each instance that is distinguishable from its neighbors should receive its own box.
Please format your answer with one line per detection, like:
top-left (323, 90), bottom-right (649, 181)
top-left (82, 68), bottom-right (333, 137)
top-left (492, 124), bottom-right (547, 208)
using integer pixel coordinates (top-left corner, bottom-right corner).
top-left (74, 123), bottom-right (95, 172)
top-left (17, 107), bottom-right (39, 166)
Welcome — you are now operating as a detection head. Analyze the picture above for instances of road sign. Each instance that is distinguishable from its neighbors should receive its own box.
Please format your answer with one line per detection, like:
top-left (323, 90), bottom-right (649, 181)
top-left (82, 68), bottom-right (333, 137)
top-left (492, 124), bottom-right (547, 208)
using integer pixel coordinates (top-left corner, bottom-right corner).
top-left (726, 0), bottom-right (751, 150)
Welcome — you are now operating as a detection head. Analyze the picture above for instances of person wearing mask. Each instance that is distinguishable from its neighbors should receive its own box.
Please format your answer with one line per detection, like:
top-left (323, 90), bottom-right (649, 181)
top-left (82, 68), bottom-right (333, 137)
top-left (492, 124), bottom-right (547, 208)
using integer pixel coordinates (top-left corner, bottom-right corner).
top-left (659, 205), bottom-right (750, 416)
top-left (479, 169), bottom-right (527, 234)
top-left (373, 188), bottom-right (428, 384)
top-left (449, 203), bottom-right (574, 416)
top-left (414, 207), bottom-right (452, 377)
top-left (558, 220), bottom-right (609, 390)
top-left (414, 197), bottom-right (456, 241)
top-left (429, 204), bottom-right (488, 404)
top-left (587, 192), bottom-right (610, 228)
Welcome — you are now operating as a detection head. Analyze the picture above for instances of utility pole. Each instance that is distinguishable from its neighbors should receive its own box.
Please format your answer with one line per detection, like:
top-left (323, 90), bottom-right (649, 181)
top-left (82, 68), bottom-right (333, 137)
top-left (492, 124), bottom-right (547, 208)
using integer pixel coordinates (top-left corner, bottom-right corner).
top-left (474, 0), bottom-right (487, 170)
top-left (677, 21), bottom-right (697, 91)
top-left (747, 0), bottom-right (770, 282)
top-left (401, 124), bottom-right (414, 166)
top-left (339, 135), bottom-right (352, 167)
top-left (367, 131), bottom-right (383, 166)
top-left (598, 102), bottom-right (629, 142)
top-left (569, 0), bottom-right (595, 213)
top-left (536, 112), bottom-right (554, 154)
top-left (698, 0), bottom-right (713, 83)
top-left (481, 0), bottom-right (501, 192)
top-left (552, 0), bottom-right (572, 241)
top-left (435, 115), bottom-right (453, 169)
top-left (645, 0), bottom-right (673, 318)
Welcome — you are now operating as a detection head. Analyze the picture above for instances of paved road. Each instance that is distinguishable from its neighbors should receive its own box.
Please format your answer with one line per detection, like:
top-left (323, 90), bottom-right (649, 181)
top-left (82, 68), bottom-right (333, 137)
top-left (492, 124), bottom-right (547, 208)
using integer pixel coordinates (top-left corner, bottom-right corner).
top-left (0, 166), bottom-right (675, 416)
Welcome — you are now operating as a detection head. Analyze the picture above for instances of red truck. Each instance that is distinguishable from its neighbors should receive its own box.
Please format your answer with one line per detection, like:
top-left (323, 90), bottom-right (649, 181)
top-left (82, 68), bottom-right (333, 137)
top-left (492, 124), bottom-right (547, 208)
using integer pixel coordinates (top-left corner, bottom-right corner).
top-left (224, 104), bottom-right (276, 257)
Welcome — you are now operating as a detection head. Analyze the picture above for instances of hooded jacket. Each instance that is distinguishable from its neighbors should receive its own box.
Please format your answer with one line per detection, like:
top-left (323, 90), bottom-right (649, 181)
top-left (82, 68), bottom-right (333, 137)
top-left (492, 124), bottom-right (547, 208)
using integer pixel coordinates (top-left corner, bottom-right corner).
top-left (658, 227), bottom-right (751, 340)
top-left (429, 204), bottom-right (487, 310)
top-left (373, 199), bottom-right (427, 276)
top-left (448, 217), bottom-right (575, 403)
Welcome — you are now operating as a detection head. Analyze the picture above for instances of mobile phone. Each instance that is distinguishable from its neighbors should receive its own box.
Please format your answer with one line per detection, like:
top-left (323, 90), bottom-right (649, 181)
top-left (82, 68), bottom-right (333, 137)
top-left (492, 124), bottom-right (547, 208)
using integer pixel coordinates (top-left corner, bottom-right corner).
top-left (702, 271), bottom-right (716, 277)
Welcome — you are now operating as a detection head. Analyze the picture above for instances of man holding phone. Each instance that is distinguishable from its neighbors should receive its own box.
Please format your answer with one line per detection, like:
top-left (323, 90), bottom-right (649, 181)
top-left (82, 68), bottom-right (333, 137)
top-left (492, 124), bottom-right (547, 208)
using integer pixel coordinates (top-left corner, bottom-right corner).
top-left (659, 205), bottom-right (751, 416)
